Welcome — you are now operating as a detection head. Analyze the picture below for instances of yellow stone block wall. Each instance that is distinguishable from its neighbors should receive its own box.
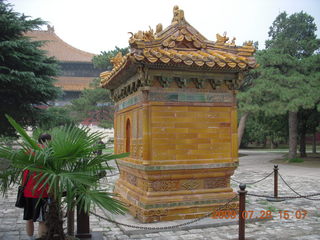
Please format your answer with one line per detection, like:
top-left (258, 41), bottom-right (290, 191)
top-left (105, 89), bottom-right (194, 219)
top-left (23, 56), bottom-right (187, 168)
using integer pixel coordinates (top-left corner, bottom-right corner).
top-left (114, 104), bottom-right (144, 161)
top-left (150, 104), bottom-right (237, 164)
top-left (114, 103), bottom-right (238, 165)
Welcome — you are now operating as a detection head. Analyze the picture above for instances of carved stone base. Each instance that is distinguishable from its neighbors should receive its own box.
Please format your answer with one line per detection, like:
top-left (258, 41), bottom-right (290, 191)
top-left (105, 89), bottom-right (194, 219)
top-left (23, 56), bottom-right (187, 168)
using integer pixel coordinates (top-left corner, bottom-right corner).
top-left (116, 184), bottom-right (238, 223)
top-left (114, 163), bottom-right (238, 223)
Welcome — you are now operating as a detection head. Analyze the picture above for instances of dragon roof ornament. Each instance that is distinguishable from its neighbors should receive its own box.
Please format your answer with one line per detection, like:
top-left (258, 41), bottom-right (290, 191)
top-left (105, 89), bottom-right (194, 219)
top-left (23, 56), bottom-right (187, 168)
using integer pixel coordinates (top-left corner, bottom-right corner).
top-left (172, 5), bottom-right (185, 24)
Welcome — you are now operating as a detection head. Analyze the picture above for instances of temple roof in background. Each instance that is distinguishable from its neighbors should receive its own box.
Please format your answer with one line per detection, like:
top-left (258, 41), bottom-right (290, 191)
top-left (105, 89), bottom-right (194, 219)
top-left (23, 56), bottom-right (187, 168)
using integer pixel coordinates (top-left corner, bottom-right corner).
top-left (101, 5), bottom-right (257, 88)
top-left (25, 26), bottom-right (95, 63)
top-left (25, 26), bottom-right (97, 91)
top-left (55, 76), bottom-right (95, 91)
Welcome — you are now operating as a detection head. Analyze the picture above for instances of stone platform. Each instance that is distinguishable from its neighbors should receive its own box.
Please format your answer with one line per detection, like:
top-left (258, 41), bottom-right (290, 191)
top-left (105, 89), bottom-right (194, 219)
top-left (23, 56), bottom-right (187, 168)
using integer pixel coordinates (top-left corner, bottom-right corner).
top-left (1, 152), bottom-right (319, 240)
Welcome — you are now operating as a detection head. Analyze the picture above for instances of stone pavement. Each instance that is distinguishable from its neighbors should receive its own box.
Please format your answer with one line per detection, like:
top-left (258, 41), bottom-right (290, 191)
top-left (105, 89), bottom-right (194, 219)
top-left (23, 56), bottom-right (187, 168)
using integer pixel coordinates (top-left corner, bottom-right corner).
top-left (1, 151), bottom-right (319, 240)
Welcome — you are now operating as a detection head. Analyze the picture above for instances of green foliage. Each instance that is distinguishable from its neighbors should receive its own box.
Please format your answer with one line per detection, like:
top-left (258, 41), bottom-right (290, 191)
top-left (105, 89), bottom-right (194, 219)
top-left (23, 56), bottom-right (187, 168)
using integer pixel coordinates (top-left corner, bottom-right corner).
top-left (5, 114), bottom-right (40, 150)
top-left (37, 106), bottom-right (75, 130)
top-left (266, 11), bottom-right (320, 58)
top-left (241, 112), bottom-right (288, 147)
top-left (92, 46), bottom-right (129, 70)
top-left (239, 11), bottom-right (320, 114)
top-left (0, 2), bottom-right (61, 136)
top-left (70, 80), bottom-right (114, 124)
top-left (0, 115), bottom-right (128, 238)
top-left (238, 12), bottom-right (320, 153)
top-left (288, 158), bottom-right (304, 163)
top-left (239, 49), bottom-right (320, 115)
top-left (298, 108), bottom-right (320, 136)
top-left (259, 11), bottom-right (320, 113)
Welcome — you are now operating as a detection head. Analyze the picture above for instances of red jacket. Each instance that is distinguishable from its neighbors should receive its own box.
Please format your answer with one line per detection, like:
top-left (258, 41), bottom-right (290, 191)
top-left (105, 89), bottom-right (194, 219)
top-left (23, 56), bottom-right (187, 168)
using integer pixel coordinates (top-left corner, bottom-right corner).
top-left (23, 145), bottom-right (49, 198)
top-left (23, 170), bottom-right (49, 198)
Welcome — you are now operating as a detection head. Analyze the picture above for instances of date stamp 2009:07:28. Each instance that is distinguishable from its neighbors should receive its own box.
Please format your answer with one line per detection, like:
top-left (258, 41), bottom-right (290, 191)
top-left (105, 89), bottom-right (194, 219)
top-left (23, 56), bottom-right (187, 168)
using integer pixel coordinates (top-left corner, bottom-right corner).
top-left (212, 210), bottom-right (308, 220)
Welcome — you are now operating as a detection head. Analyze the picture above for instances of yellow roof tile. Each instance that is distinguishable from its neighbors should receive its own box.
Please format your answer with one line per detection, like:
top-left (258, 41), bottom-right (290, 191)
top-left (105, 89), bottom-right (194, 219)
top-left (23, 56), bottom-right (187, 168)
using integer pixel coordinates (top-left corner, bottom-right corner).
top-left (25, 30), bottom-right (95, 62)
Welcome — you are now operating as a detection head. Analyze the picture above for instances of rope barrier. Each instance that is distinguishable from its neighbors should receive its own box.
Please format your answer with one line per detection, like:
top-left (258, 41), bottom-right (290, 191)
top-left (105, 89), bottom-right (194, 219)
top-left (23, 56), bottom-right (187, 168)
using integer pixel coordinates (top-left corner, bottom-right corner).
top-left (247, 192), bottom-right (320, 200)
top-left (232, 168), bottom-right (320, 201)
top-left (90, 195), bottom-right (238, 230)
top-left (278, 172), bottom-right (320, 201)
top-left (230, 171), bottom-right (273, 185)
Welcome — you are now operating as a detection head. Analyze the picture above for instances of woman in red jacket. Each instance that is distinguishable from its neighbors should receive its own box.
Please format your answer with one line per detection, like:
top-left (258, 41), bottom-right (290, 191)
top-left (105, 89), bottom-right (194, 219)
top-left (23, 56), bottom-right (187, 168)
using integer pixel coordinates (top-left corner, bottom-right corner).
top-left (23, 133), bottom-right (51, 240)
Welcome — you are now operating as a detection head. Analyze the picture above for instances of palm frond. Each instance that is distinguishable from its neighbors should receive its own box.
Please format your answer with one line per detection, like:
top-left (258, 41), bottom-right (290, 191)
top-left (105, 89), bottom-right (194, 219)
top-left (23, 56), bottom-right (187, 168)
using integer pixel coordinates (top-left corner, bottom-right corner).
top-left (5, 114), bottom-right (40, 150)
top-left (0, 167), bottom-right (21, 195)
top-left (1, 117), bottom-right (128, 229)
top-left (76, 189), bottom-right (127, 215)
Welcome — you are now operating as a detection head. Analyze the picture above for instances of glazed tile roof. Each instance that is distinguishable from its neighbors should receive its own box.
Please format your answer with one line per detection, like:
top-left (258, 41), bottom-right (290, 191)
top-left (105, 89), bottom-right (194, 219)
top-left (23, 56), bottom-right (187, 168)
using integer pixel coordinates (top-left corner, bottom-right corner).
top-left (25, 27), bottom-right (95, 62)
top-left (132, 47), bottom-right (255, 68)
top-left (55, 76), bottom-right (93, 91)
top-left (101, 6), bottom-right (257, 88)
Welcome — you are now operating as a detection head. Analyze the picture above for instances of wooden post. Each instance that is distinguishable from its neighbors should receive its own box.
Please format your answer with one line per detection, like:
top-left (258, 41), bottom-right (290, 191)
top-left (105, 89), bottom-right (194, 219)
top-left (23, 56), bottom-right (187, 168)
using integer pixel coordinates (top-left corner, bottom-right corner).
top-left (267, 165), bottom-right (284, 202)
top-left (274, 165), bottom-right (278, 198)
top-left (76, 206), bottom-right (91, 239)
top-left (238, 183), bottom-right (247, 240)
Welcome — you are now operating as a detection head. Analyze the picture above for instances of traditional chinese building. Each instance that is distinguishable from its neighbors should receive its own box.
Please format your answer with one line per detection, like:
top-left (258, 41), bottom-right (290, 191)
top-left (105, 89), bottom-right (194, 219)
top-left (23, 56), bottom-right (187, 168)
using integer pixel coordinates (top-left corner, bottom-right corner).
top-left (101, 6), bottom-right (256, 222)
top-left (26, 25), bottom-right (101, 105)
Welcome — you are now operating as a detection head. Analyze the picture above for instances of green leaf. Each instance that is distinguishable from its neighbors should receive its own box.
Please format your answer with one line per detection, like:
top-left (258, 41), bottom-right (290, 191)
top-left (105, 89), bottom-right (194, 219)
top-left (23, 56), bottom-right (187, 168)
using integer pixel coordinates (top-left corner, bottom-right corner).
top-left (5, 114), bottom-right (40, 150)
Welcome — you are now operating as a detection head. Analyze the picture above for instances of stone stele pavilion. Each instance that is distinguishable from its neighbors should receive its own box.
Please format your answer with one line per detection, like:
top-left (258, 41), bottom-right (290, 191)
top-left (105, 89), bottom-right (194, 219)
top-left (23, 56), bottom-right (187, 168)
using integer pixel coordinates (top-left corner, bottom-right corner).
top-left (100, 6), bottom-right (256, 223)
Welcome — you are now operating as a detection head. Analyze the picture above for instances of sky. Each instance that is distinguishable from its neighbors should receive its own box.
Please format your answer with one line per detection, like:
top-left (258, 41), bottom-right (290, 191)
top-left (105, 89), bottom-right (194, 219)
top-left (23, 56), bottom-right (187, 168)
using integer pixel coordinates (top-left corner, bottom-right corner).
top-left (9, 0), bottom-right (320, 54)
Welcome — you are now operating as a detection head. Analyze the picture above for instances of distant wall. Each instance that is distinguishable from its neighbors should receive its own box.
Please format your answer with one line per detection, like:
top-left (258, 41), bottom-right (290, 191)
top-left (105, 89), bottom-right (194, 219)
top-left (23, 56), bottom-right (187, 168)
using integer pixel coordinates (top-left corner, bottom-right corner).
top-left (306, 132), bottom-right (320, 144)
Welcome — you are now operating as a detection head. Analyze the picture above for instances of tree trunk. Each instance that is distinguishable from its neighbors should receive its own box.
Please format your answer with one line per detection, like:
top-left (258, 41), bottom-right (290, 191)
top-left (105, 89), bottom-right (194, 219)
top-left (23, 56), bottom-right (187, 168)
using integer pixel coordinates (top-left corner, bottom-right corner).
top-left (46, 199), bottom-right (65, 240)
top-left (288, 111), bottom-right (298, 159)
top-left (299, 121), bottom-right (307, 158)
top-left (312, 131), bottom-right (317, 154)
top-left (67, 208), bottom-right (74, 236)
top-left (262, 137), bottom-right (267, 148)
top-left (270, 138), bottom-right (274, 149)
top-left (238, 112), bottom-right (249, 148)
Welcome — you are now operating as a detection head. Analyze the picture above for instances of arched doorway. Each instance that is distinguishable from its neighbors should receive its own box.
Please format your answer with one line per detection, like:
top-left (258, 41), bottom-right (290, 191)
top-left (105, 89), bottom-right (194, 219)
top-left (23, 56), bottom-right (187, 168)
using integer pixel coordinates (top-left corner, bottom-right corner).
top-left (125, 119), bottom-right (131, 153)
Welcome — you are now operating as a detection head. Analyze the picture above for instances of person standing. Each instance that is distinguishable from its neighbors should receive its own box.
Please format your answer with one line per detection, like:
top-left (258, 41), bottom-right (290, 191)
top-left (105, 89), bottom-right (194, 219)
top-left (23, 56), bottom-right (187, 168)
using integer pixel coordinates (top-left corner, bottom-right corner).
top-left (23, 133), bottom-right (51, 240)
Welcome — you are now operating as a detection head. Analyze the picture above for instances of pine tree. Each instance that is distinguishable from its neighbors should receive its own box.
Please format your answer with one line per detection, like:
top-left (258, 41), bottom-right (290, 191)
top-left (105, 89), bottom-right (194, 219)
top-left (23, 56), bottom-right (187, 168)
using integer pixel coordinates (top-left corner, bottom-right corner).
top-left (69, 78), bottom-right (114, 125)
top-left (238, 12), bottom-right (320, 158)
top-left (0, 2), bottom-right (61, 136)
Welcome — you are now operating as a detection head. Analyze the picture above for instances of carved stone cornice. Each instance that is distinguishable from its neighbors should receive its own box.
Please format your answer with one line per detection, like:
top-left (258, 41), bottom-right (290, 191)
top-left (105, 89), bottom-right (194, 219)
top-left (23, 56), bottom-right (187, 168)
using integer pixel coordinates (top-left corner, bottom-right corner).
top-left (111, 71), bottom-right (242, 102)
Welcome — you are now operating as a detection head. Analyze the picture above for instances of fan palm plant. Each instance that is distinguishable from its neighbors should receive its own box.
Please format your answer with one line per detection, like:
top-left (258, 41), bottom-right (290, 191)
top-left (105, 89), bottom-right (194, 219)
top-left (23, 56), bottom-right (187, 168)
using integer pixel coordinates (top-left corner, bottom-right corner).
top-left (0, 115), bottom-right (128, 240)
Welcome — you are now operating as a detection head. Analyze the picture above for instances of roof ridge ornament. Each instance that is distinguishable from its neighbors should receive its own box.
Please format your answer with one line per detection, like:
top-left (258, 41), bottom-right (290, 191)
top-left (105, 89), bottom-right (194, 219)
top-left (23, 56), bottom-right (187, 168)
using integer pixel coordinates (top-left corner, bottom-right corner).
top-left (243, 40), bottom-right (254, 47)
top-left (129, 26), bottom-right (156, 44)
top-left (47, 25), bottom-right (55, 33)
top-left (110, 52), bottom-right (123, 67)
top-left (216, 32), bottom-right (229, 45)
top-left (156, 24), bottom-right (163, 34)
top-left (172, 5), bottom-right (185, 25)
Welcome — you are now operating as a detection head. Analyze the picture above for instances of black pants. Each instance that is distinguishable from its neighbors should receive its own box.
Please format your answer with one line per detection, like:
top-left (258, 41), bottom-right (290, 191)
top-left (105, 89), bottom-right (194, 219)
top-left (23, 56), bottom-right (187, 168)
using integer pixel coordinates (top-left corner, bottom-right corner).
top-left (23, 198), bottom-right (47, 222)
